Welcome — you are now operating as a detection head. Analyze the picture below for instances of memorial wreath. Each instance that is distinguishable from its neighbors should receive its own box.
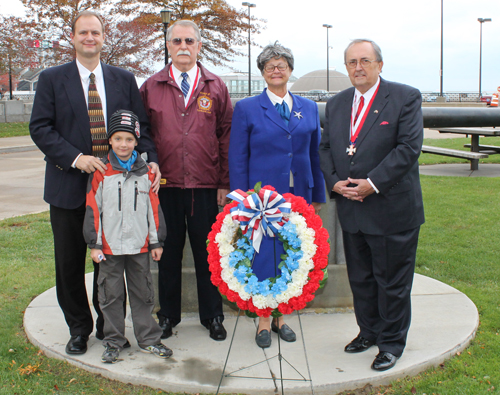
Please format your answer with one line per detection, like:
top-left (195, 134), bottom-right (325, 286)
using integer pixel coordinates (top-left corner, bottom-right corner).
top-left (207, 183), bottom-right (330, 318)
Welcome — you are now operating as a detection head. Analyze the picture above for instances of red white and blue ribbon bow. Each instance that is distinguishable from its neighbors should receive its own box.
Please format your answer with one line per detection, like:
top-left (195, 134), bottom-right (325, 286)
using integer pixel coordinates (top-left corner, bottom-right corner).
top-left (227, 188), bottom-right (291, 253)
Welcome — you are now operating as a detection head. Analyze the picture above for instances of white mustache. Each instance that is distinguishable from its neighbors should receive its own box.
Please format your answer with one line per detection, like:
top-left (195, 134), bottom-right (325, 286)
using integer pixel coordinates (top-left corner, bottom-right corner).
top-left (177, 50), bottom-right (191, 56)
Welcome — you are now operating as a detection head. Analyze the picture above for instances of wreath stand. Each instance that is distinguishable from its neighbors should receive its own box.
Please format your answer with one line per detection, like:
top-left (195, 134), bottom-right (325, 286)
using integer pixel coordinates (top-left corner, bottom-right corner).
top-left (216, 239), bottom-right (315, 395)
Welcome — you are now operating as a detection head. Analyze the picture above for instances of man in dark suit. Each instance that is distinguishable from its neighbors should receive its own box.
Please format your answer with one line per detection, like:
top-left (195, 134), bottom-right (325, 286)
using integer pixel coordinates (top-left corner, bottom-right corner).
top-left (30, 10), bottom-right (159, 355)
top-left (319, 39), bottom-right (425, 371)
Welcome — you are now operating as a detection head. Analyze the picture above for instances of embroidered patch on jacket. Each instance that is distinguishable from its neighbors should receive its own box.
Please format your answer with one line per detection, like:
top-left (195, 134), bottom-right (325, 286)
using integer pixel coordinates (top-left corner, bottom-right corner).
top-left (197, 95), bottom-right (212, 113)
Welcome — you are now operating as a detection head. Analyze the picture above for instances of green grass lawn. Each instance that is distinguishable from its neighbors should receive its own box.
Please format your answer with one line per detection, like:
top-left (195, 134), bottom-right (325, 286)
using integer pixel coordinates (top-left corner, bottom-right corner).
top-left (0, 122), bottom-right (30, 138)
top-left (1, 122), bottom-right (499, 394)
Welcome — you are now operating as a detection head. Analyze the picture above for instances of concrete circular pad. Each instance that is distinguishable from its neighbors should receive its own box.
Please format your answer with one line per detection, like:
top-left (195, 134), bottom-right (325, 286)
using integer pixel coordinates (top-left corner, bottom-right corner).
top-left (24, 273), bottom-right (478, 394)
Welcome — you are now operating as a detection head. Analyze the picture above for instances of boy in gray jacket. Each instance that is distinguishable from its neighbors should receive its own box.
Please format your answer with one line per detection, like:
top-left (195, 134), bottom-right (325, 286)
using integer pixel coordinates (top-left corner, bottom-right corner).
top-left (84, 109), bottom-right (171, 363)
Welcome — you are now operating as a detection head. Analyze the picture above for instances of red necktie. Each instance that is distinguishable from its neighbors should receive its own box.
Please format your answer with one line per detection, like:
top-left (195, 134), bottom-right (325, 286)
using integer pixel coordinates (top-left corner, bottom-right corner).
top-left (353, 96), bottom-right (365, 125)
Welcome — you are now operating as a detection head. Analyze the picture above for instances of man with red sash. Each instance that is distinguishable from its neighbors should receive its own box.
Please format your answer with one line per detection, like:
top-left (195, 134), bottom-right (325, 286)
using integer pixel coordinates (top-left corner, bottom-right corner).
top-left (140, 20), bottom-right (232, 341)
top-left (319, 39), bottom-right (424, 371)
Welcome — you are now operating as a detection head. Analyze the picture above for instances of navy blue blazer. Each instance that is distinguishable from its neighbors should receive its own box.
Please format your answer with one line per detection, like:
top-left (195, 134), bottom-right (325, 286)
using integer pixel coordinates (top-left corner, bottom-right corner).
top-left (319, 78), bottom-right (425, 235)
top-left (30, 61), bottom-right (158, 210)
top-left (229, 89), bottom-right (326, 204)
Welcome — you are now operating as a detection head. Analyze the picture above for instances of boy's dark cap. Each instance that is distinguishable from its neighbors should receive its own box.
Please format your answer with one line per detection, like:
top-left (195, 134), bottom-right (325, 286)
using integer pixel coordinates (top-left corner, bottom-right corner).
top-left (107, 109), bottom-right (140, 140)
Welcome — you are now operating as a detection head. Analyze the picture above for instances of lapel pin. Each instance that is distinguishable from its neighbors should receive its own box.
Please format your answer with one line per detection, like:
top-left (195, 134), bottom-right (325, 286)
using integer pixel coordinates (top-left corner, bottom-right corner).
top-left (374, 110), bottom-right (379, 113)
top-left (293, 111), bottom-right (303, 119)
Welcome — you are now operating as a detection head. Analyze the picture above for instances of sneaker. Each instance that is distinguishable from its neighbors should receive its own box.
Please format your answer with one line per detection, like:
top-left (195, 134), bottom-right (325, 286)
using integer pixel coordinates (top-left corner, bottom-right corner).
top-left (139, 343), bottom-right (173, 359)
top-left (101, 345), bottom-right (120, 364)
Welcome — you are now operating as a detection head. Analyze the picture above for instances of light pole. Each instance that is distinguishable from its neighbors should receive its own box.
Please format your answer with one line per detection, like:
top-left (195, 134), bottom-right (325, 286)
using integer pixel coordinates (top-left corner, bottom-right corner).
top-left (478, 17), bottom-right (491, 100)
top-left (161, 9), bottom-right (173, 66)
top-left (323, 24), bottom-right (332, 92)
top-left (242, 2), bottom-right (256, 96)
top-left (439, 0), bottom-right (443, 97)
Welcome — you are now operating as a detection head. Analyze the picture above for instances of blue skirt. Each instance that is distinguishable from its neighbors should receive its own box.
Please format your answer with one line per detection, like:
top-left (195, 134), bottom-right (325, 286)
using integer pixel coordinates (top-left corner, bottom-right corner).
top-left (251, 235), bottom-right (285, 281)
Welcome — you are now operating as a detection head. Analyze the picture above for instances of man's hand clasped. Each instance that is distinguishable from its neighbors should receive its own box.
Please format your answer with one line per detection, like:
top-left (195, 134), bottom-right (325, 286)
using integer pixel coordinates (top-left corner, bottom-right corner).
top-left (335, 177), bottom-right (375, 203)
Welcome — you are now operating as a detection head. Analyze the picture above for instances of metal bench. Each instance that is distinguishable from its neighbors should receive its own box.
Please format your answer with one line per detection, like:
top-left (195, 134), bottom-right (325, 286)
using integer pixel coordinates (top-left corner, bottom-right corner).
top-left (463, 143), bottom-right (500, 154)
top-left (421, 145), bottom-right (489, 170)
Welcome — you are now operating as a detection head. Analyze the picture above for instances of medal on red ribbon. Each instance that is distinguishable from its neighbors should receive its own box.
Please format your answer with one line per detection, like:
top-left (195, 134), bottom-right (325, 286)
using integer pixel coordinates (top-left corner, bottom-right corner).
top-left (347, 85), bottom-right (380, 155)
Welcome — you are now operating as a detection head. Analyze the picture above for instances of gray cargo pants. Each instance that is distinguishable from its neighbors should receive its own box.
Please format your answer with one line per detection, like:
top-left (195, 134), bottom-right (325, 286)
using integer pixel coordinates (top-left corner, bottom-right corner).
top-left (97, 253), bottom-right (162, 349)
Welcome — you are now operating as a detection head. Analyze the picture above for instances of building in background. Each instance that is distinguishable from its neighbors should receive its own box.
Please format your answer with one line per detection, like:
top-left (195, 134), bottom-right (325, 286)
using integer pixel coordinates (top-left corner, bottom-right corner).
top-left (291, 68), bottom-right (351, 93)
top-left (219, 71), bottom-right (298, 96)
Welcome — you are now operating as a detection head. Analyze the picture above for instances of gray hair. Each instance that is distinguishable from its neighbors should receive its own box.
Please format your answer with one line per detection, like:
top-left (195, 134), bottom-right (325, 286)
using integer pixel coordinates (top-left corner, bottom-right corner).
top-left (256, 42), bottom-right (294, 73)
top-left (166, 20), bottom-right (201, 42)
top-left (344, 39), bottom-right (383, 63)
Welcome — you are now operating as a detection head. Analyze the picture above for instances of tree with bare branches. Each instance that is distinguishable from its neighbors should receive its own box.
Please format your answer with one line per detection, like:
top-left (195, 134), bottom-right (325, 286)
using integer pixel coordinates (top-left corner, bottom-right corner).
top-left (0, 15), bottom-right (41, 97)
top-left (20, 0), bottom-right (264, 76)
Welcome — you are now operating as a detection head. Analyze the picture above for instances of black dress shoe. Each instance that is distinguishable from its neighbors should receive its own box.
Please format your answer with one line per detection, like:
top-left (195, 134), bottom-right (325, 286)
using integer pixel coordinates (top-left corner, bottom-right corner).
top-left (255, 329), bottom-right (271, 348)
top-left (371, 351), bottom-right (399, 371)
top-left (95, 332), bottom-right (130, 348)
top-left (66, 335), bottom-right (89, 355)
top-left (344, 335), bottom-right (376, 353)
top-left (271, 320), bottom-right (296, 342)
top-left (158, 316), bottom-right (173, 339)
top-left (208, 317), bottom-right (227, 341)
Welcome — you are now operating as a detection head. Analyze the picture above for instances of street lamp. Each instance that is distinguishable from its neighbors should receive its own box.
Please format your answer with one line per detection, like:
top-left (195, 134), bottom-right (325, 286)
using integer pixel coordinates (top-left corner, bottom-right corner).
top-left (439, 0), bottom-right (443, 97)
top-left (161, 9), bottom-right (173, 66)
top-left (242, 2), bottom-right (256, 96)
top-left (322, 24), bottom-right (332, 92)
top-left (478, 17), bottom-right (491, 100)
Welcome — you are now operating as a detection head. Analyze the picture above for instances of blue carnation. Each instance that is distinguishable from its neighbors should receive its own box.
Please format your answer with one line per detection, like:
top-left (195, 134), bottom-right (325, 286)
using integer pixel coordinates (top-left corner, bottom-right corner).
top-left (234, 265), bottom-right (250, 283)
top-left (271, 277), bottom-right (288, 297)
top-left (228, 250), bottom-right (245, 267)
top-left (258, 279), bottom-right (272, 296)
top-left (245, 275), bottom-right (259, 294)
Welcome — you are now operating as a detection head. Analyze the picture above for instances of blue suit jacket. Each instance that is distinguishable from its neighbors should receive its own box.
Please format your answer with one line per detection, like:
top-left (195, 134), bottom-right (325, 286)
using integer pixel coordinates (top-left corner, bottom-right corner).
top-left (229, 89), bottom-right (326, 204)
top-left (319, 78), bottom-right (425, 235)
top-left (30, 61), bottom-right (157, 210)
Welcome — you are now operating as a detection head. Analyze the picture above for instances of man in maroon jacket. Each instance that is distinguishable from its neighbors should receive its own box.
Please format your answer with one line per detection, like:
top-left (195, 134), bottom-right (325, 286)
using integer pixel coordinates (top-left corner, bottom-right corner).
top-left (140, 20), bottom-right (233, 341)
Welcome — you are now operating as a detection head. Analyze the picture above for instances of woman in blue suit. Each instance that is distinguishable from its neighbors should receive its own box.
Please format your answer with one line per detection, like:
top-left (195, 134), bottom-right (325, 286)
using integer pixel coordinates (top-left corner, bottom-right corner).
top-left (229, 42), bottom-right (326, 348)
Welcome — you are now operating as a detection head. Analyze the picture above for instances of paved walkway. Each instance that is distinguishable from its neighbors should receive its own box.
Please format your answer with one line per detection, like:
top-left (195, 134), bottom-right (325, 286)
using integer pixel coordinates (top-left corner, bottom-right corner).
top-left (24, 273), bottom-right (478, 395)
top-left (0, 134), bottom-right (483, 393)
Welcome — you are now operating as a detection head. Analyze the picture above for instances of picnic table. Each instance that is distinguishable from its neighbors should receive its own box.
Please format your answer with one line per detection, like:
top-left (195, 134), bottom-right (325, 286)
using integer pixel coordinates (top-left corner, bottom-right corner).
top-left (424, 127), bottom-right (500, 170)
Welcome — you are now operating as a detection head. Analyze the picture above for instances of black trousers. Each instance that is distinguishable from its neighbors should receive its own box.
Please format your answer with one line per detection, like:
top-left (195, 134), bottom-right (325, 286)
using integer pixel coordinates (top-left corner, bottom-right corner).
top-left (342, 227), bottom-right (420, 357)
top-left (50, 204), bottom-right (103, 337)
top-left (157, 188), bottom-right (223, 326)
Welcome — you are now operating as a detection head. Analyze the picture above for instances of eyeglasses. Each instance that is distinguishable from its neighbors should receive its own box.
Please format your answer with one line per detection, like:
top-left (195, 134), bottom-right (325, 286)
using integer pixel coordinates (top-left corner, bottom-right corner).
top-left (170, 38), bottom-right (196, 46)
top-left (345, 59), bottom-right (377, 68)
top-left (264, 64), bottom-right (288, 73)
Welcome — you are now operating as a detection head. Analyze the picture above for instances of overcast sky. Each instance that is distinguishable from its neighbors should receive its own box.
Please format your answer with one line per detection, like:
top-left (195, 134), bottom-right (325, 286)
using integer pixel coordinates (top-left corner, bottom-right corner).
top-left (3, 0), bottom-right (500, 93)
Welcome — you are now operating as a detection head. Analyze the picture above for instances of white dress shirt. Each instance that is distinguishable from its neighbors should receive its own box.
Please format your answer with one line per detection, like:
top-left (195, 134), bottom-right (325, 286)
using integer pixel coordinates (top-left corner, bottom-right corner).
top-left (351, 77), bottom-right (380, 138)
top-left (76, 59), bottom-right (107, 127)
top-left (73, 60), bottom-right (108, 167)
top-left (266, 88), bottom-right (293, 111)
top-left (351, 77), bottom-right (381, 194)
top-left (171, 64), bottom-right (200, 107)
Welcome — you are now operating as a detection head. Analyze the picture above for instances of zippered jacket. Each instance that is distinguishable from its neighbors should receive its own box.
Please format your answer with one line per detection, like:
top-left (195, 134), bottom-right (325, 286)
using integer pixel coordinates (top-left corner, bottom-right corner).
top-left (84, 151), bottom-right (166, 255)
top-left (140, 62), bottom-right (232, 189)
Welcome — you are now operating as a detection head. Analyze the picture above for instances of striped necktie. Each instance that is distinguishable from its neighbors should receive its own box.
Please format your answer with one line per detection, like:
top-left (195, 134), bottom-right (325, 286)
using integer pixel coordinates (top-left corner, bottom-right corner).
top-left (88, 73), bottom-right (108, 158)
top-left (181, 72), bottom-right (190, 97)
